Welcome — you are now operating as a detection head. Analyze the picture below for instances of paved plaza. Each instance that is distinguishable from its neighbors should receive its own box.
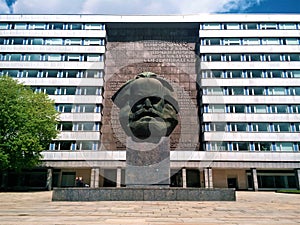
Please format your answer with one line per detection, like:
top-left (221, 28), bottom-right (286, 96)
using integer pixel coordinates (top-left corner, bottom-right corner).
top-left (0, 191), bottom-right (299, 225)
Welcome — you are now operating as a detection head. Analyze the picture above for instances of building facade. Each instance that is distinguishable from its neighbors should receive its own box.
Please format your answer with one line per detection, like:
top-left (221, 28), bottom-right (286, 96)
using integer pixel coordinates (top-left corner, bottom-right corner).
top-left (0, 14), bottom-right (300, 191)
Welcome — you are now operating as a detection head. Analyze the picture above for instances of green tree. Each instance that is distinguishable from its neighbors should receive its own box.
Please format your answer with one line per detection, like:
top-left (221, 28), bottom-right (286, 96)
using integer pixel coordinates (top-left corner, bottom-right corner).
top-left (0, 76), bottom-right (59, 172)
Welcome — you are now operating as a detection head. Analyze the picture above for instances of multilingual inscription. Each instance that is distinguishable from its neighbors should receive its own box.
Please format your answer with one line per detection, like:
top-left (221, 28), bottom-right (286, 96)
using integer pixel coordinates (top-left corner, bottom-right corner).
top-left (143, 41), bottom-right (196, 63)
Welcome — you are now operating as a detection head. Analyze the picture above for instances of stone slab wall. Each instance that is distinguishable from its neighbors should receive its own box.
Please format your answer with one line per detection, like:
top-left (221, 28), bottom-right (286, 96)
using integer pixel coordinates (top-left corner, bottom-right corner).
top-left (102, 24), bottom-right (200, 151)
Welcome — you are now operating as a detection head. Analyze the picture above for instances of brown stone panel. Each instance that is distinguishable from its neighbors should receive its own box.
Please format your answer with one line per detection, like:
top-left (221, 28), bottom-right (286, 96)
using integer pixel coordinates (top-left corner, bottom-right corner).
top-left (102, 26), bottom-right (200, 151)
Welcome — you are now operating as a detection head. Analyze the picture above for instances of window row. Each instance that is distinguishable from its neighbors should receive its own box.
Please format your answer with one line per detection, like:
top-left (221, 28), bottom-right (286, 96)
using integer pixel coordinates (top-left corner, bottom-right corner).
top-left (205, 142), bottom-right (300, 151)
top-left (32, 86), bottom-right (103, 96)
top-left (0, 22), bottom-right (105, 30)
top-left (0, 37), bottom-right (105, 46)
top-left (55, 104), bottom-right (102, 113)
top-left (201, 53), bottom-right (300, 62)
top-left (201, 38), bottom-right (299, 46)
top-left (201, 70), bottom-right (300, 79)
top-left (0, 54), bottom-right (104, 62)
top-left (204, 122), bottom-right (300, 132)
top-left (57, 122), bottom-right (100, 131)
top-left (48, 141), bottom-right (99, 151)
top-left (0, 69), bottom-right (104, 78)
top-left (201, 22), bottom-right (300, 30)
top-left (203, 104), bottom-right (300, 114)
top-left (203, 87), bottom-right (300, 96)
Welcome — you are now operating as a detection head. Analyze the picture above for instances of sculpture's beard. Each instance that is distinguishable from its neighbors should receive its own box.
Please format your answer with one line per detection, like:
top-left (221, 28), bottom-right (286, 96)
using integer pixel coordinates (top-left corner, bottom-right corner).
top-left (125, 105), bottom-right (178, 142)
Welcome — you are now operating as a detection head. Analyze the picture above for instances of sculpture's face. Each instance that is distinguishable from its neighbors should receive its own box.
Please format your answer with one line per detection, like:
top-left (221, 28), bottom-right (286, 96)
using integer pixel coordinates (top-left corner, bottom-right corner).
top-left (114, 77), bottom-right (178, 142)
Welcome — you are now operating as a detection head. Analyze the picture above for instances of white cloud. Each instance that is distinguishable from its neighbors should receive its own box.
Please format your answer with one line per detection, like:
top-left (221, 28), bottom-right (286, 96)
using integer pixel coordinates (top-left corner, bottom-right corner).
top-left (13, 0), bottom-right (85, 14)
top-left (0, 0), bottom-right (10, 14)
top-left (10, 0), bottom-right (264, 14)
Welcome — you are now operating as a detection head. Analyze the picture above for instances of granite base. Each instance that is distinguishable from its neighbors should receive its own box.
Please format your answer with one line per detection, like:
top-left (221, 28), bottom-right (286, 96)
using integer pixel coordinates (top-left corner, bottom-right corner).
top-left (52, 187), bottom-right (236, 201)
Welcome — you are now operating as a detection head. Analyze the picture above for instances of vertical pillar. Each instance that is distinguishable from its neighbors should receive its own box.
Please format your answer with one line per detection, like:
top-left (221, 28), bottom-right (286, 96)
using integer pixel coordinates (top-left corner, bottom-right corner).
top-left (90, 168), bottom-right (95, 188)
top-left (204, 168), bottom-right (209, 188)
top-left (204, 168), bottom-right (213, 188)
top-left (46, 168), bottom-right (52, 191)
top-left (182, 168), bottom-right (187, 188)
top-left (251, 168), bottom-right (259, 191)
top-left (94, 168), bottom-right (100, 188)
top-left (208, 168), bottom-right (213, 188)
top-left (116, 167), bottom-right (122, 188)
top-left (295, 169), bottom-right (300, 190)
top-left (99, 168), bottom-right (104, 187)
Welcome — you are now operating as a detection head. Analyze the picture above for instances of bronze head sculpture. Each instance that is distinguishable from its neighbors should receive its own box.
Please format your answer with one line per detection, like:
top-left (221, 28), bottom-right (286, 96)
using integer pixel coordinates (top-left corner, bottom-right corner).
top-left (112, 72), bottom-right (179, 142)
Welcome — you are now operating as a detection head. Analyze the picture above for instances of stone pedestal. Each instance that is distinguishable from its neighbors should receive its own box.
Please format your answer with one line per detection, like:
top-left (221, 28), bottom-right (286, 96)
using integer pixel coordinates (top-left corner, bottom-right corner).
top-left (126, 137), bottom-right (170, 186)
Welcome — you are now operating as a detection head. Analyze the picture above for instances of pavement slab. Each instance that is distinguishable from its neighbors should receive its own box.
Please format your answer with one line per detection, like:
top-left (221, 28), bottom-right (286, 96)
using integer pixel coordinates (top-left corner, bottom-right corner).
top-left (0, 191), bottom-right (299, 224)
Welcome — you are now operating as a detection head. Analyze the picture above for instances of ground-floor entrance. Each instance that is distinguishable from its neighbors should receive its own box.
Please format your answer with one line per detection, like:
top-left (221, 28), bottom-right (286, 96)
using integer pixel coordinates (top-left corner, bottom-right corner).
top-left (1, 167), bottom-right (300, 191)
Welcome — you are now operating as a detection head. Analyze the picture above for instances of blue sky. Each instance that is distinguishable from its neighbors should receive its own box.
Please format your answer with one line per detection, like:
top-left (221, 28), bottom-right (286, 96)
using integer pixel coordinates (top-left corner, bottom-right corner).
top-left (1, 0), bottom-right (300, 14)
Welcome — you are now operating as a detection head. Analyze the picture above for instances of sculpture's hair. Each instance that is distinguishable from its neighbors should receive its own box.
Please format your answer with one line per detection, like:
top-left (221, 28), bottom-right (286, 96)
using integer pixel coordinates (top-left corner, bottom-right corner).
top-left (112, 72), bottom-right (179, 112)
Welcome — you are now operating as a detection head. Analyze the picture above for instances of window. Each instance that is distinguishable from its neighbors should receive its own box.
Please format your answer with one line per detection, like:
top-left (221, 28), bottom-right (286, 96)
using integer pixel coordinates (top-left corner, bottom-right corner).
top-left (261, 23), bottom-right (277, 30)
top-left (203, 38), bottom-right (220, 45)
top-left (24, 54), bottom-right (42, 61)
top-left (206, 87), bottom-right (223, 95)
top-left (49, 23), bottom-right (64, 30)
top-left (252, 123), bottom-right (270, 132)
top-left (210, 142), bottom-right (228, 151)
top-left (67, 23), bottom-right (82, 30)
top-left (243, 38), bottom-right (260, 45)
top-left (266, 70), bottom-right (283, 78)
top-left (60, 141), bottom-right (76, 151)
top-left (45, 38), bottom-right (63, 45)
top-left (202, 23), bottom-right (220, 29)
top-left (9, 38), bottom-right (24, 45)
top-left (273, 123), bottom-right (291, 132)
top-left (290, 105), bottom-right (300, 113)
top-left (262, 38), bottom-right (280, 45)
top-left (56, 104), bottom-right (73, 113)
top-left (249, 87), bottom-right (266, 95)
top-left (268, 87), bottom-right (286, 95)
top-left (87, 54), bottom-right (102, 62)
top-left (294, 123), bottom-right (300, 132)
top-left (270, 105), bottom-right (288, 113)
top-left (248, 70), bottom-right (263, 78)
top-left (232, 142), bottom-right (249, 151)
top-left (256, 142), bottom-right (272, 151)
top-left (84, 38), bottom-right (104, 46)
top-left (284, 38), bottom-right (299, 45)
top-left (288, 71), bottom-right (300, 78)
top-left (230, 87), bottom-right (244, 95)
top-left (289, 54), bottom-right (300, 61)
top-left (28, 38), bottom-right (44, 45)
top-left (275, 143), bottom-right (294, 151)
top-left (0, 23), bottom-right (9, 29)
top-left (45, 54), bottom-right (61, 61)
top-left (230, 123), bottom-right (248, 132)
top-left (66, 54), bottom-right (81, 61)
top-left (8, 54), bottom-right (22, 61)
top-left (85, 70), bottom-right (103, 78)
top-left (223, 23), bottom-right (239, 30)
top-left (223, 38), bottom-right (240, 45)
top-left (279, 23), bottom-right (297, 30)
top-left (13, 23), bottom-right (27, 29)
top-left (28, 23), bottom-right (46, 30)
top-left (241, 23), bottom-right (258, 30)
top-left (25, 70), bottom-right (39, 78)
top-left (84, 23), bottom-right (104, 30)
top-left (265, 54), bottom-right (281, 62)
top-left (65, 38), bottom-right (82, 45)
top-left (227, 71), bottom-right (243, 78)
top-left (207, 105), bottom-right (225, 113)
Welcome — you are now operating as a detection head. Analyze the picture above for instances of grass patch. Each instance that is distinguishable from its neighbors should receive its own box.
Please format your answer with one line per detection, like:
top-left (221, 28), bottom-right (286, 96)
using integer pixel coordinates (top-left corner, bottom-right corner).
top-left (276, 190), bottom-right (300, 194)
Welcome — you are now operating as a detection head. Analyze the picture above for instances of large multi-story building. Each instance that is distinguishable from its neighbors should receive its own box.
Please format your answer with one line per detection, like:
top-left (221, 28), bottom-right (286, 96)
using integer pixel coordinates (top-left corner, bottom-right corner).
top-left (0, 14), bottom-right (300, 191)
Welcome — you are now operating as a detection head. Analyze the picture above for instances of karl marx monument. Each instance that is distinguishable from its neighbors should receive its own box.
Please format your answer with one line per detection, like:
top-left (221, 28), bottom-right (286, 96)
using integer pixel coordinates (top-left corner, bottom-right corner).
top-left (112, 72), bottom-right (179, 186)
